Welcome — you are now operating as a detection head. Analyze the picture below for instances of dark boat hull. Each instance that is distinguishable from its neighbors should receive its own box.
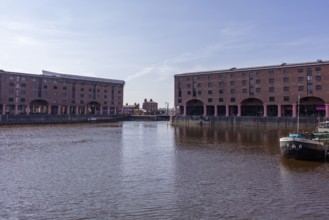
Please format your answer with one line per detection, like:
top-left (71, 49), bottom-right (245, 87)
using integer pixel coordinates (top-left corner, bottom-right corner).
top-left (279, 137), bottom-right (329, 162)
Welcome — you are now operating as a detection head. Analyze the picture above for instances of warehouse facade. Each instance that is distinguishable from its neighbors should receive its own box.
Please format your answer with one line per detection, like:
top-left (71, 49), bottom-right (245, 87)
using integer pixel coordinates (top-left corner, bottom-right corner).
top-left (174, 60), bottom-right (329, 118)
top-left (0, 70), bottom-right (125, 115)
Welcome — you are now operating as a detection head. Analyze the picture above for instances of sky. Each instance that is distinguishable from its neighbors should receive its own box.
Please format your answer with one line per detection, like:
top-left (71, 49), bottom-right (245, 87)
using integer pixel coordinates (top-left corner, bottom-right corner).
top-left (1, 0), bottom-right (329, 108)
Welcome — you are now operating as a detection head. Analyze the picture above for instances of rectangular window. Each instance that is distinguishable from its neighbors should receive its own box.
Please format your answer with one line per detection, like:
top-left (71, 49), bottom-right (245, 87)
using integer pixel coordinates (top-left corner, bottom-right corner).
top-left (269, 87), bottom-right (275, 92)
top-left (230, 89), bottom-right (235, 94)
top-left (298, 86), bottom-right (304, 91)
top-left (20, 98), bottom-right (26, 103)
top-left (208, 98), bottom-right (212, 103)
top-left (8, 98), bottom-right (14, 102)
top-left (316, 75), bottom-right (321, 81)
top-left (316, 85), bottom-right (322, 91)
top-left (198, 83), bottom-right (202, 88)
top-left (269, 78), bottom-right (275, 83)
top-left (187, 91), bottom-right (191, 95)
top-left (178, 98), bottom-right (182, 103)
top-left (316, 67), bottom-right (322, 71)
top-left (298, 77), bottom-right (304, 82)
top-left (307, 67), bottom-right (312, 74)
top-left (208, 82), bottom-right (212, 87)
top-left (208, 75), bottom-right (212, 80)
top-left (219, 81), bottom-right (224, 86)
top-left (9, 82), bottom-right (14, 87)
top-left (230, 81), bottom-right (235, 86)
top-left (44, 85), bottom-right (47, 89)
top-left (187, 84), bottom-right (191, 88)
top-left (269, 97), bottom-right (275, 102)
top-left (53, 86), bottom-right (58, 89)
top-left (268, 70), bottom-right (275, 74)
top-left (283, 86), bottom-right (289, 92)
top-left (242, 88), bottom-right (247, 93)
top-left (219, 98), bottom-right (223, 102)
top-left (256, 88), bottom-right (261, 93)
top-left (256, 79), bottom-right (261, 84)
top-left (298, 68), bottom-right (304, 73)
top-left (242, 80), bottom-right (247, 86)
top-left (283, 69), bottom-right (289, 74)
top-left (198, 90), bottom-right (202, 95)
top-left (283, 77), bottom-right (289, 83)
top-left (230, 97), bottom-right (235, 102)
top-left (208, 90), bottom-right (212, 95)
top-left (284, 96), bottom-right (290, 101)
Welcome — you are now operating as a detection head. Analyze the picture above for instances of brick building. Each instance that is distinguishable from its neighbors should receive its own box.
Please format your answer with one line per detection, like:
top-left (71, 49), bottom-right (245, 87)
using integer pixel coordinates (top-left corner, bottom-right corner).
top-left (174, 60), bottom-right (329, 117)
top-left (0, 70), bottom-right (125, 115)
top-left (142, 98), bottom-right (158, 115)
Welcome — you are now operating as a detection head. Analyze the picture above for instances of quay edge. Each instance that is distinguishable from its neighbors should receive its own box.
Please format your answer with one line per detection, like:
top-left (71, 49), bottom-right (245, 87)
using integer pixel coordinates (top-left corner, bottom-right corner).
top-left (170, 115), bottom-right (323, 130)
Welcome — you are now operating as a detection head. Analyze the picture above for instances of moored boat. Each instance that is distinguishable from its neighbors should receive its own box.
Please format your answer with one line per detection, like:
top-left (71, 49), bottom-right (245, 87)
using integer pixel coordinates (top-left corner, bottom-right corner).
top-left (279, 132), bottom-right (329, 162)
top-left (317, 121), bottom-right (329, 132)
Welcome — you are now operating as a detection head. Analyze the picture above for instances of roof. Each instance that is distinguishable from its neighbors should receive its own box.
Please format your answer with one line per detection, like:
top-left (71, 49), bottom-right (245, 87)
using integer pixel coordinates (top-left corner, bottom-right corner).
top-left (175, 60), bottom-right (329, 77)
top-left (42, 70), bottom-right (125, 85)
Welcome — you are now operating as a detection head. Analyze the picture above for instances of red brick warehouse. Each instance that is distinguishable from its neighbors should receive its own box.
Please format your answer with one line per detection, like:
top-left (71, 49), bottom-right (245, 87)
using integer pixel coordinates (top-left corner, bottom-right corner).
top-left (174, 60), bottom-right (329, 118)
top-left (0, 70), bottom-right (125, 115)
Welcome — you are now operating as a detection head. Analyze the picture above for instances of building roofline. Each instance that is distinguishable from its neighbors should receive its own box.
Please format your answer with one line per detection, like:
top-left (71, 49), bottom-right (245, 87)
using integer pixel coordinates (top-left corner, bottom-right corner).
top-left (174, 60), bottom-right (329, 77)
top-left (42, 70), bottom-right (125, 85)
top-left (0, 69), bottom-right (125, 85)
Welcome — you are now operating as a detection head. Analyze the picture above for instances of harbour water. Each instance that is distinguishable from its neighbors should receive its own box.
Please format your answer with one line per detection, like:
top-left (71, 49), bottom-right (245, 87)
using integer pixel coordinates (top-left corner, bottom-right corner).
top-left (1, 121), bottom-right (329, 219)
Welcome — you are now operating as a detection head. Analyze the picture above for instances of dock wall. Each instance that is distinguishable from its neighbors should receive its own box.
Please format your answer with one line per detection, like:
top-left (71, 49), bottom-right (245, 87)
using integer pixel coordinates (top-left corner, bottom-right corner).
top-left (170, 115), bottom-right (324, 130)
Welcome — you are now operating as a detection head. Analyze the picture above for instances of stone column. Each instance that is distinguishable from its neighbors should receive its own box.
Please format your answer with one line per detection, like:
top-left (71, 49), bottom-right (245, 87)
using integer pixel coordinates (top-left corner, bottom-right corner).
top-left (263, 104), bottom-right (267, 117)
top-left (114, 107), bottom-right (117, 115)
top-left (203, 105), bottom-right (207, 116)
top-left (15, 104), bottom-right (19, 115)
top-left (107, 106), bottom-right (110, 115)
top-left (26, 105), bottom-right (30, 115)
top-left (67, 106), bottom-right (70, 115)
top-left (277, 104), bottom-right (281, 117)
top-left (2, 104), bottom-right (6, 115)
top-left (48, 105), bottom-right (51, 115)
top-left (84, 106), bottom-right (88, 115)
top-left (58, 105), bottom-right (61, 115)
top-left (292, 104), bottom-right (297, 117)
top-left (237, 104), bottom-right (241, 117)
top-left (225, 105), bottom-right (229, 116)
top-left (325, 104), bottom-right (329, 118)
top-left (100, 105), bottom-right (103, 115)
top-left (183, 105), bottom-right (187, 116)
top-left (214, 105), bottom-right (218, 116)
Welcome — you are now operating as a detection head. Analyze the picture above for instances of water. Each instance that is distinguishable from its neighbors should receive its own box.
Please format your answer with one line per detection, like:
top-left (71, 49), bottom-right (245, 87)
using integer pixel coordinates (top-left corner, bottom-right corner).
top-left (1, 121), bottom-right (329, 219)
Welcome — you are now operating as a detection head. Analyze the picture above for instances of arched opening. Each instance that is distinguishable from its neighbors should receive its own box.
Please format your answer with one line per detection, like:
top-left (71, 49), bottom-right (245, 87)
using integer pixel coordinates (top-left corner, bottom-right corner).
top-left (299, 97), bottom-right (325, 117)
top-left (186, 99), bottom-right (204, 115)
top-left (87, 101), bottom-right (101, 115)
top-left (30, 99), bottom-right (49, 114)
top-left (241, 98), bottom-right (264, 116)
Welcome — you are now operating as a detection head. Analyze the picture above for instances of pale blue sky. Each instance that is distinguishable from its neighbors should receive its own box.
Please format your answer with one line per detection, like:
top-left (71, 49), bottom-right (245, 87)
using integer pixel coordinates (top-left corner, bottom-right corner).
top-left (1, 0), bottom-right (329, 108)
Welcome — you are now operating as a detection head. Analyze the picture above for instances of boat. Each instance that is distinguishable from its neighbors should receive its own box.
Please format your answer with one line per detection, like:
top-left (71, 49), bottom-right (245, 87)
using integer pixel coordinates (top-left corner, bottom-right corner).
top-left (279, 132), bottom-right (329, 162)
top-left (317, 121), bottom-right (329, 132)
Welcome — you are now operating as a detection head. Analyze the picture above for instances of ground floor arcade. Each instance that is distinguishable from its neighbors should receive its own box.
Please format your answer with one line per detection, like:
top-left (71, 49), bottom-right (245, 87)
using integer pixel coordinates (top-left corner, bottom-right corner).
top-left (0, 100), bottom-right (122, 115)
top-left (176, 97), bottom-right (328, 117)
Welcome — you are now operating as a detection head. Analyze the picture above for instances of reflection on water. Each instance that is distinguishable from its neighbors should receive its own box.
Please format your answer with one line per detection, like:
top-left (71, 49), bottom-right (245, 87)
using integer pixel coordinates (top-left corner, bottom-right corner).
top-left (0, 122), bottom-right (329, 219)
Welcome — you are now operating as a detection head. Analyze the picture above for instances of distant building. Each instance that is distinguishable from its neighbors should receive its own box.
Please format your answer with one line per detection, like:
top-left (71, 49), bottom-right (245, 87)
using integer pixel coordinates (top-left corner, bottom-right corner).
top-left (0, 70), bottom-right (125, 115)
top-left (123, 103), bottom-right (140, 115)
top-left (174, 60), bottom-right (329, 117)
top-left (142, 98), bottom-right (158, 115)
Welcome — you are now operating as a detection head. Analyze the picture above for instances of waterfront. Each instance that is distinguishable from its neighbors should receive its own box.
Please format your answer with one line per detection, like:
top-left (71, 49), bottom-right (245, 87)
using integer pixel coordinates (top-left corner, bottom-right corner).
top-left (1, 122), bottom-right (329, 219)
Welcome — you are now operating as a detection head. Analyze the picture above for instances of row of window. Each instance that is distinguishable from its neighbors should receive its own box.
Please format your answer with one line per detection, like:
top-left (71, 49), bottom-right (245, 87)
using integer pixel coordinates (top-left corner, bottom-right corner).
top-left (184, 76), bottom-right (322, 88)
top-left (6, 97), bottom-right (121, 106)
top-left (178, 96), bottom-right (294, 103)
top-left (184, 85), bottom-right (322, 96)
top-left (8, 83), bottom-right (121, 94)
